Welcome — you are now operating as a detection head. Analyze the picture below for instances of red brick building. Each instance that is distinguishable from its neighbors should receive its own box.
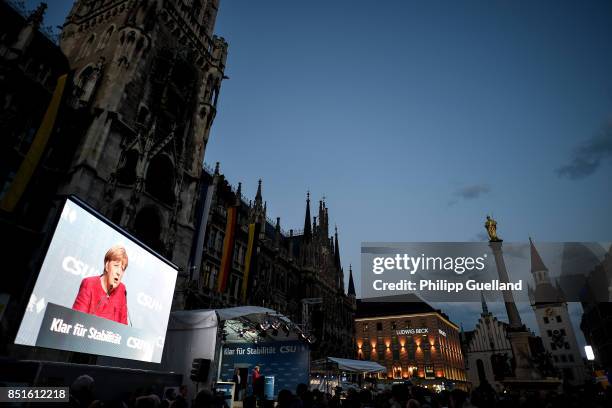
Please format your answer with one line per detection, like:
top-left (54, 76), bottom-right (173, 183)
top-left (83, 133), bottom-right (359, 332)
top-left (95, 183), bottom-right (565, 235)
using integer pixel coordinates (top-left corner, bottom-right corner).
top-left (355, 298), bottom-right (468, 391)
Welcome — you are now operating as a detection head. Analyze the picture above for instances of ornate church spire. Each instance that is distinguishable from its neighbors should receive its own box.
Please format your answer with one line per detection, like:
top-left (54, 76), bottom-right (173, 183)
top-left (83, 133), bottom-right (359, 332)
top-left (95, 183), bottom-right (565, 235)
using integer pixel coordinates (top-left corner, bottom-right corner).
top-left (303, 191), bottom-right (312, 241)
top-left (347, 264), bottom-right (356, 297)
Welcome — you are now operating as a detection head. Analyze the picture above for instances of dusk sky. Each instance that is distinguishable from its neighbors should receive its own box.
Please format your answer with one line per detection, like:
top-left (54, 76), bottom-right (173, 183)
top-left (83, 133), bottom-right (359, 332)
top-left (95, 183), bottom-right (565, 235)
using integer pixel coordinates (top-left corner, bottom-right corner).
top-left (27, 0), bottom-right (612, 344)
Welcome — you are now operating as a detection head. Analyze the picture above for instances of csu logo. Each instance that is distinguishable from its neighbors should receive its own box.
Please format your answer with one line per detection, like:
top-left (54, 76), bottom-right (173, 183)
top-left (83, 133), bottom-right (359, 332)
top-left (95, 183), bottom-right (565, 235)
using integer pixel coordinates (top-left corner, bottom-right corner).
top-left (280, 345), bottom-right (296, 353)
top-left (137, 292), bottom-right (162, 311)
top-left (62, 256), bottom-right (99, 278)
top-left (127, 336), bottom-right (153, 351)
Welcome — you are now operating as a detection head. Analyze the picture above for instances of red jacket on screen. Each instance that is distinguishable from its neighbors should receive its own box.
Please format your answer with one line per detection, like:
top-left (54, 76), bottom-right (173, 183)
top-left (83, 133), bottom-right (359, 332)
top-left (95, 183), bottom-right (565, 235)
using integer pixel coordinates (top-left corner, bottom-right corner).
top-left (72, 276), bottom-right (128, 325)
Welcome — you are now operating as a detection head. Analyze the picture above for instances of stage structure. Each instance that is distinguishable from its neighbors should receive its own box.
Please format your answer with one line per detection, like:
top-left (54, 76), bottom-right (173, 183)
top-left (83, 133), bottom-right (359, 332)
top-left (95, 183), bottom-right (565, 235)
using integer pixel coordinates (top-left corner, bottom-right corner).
top-left (162, 306), bottom-right (312, 401)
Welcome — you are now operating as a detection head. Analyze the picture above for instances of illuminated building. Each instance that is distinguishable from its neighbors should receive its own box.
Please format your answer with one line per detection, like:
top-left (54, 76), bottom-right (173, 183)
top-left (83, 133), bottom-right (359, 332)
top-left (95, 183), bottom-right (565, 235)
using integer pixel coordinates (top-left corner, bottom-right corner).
top-left (354, 297), bottom-right (468, 391)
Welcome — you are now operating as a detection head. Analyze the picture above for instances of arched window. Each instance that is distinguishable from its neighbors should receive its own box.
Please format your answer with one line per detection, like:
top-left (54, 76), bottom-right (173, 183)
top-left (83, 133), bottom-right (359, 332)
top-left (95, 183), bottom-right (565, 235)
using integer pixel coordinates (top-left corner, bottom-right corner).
top-left (476, 359), bottom-right (486, 384)
top-left (133, 206), bottom-right (163, 252)
top-left (203, 76), bottom-right (214, 102)
top-left (78, 34), bottom-right (96, 59)
top-left (74, 66), bottom-right (98, 104)
top-left (136, 106), bottom-right (149, 125)
top-left (212, 83), bottom-right (220, 107)
top-left (143, 6), bottom-right (157, 32)
top-left (116, 149), bottom-right (139, 185)
top-left (145, 154), bottom-right (175, 205)
top-left (97, 26), bottom-right (114, 50)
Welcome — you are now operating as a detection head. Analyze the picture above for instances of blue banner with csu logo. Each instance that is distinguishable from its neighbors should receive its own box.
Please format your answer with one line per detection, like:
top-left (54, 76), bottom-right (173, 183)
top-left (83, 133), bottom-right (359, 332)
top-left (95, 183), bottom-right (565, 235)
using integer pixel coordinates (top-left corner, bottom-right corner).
top-left (219, 341), bottom-right (309, 398)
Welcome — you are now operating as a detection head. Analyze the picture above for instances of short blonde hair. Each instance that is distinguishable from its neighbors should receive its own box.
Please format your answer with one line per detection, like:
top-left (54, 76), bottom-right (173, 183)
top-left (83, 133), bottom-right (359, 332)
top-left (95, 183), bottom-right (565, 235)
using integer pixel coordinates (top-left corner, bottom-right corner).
top-left (104, 245), bottom-right (128, 271)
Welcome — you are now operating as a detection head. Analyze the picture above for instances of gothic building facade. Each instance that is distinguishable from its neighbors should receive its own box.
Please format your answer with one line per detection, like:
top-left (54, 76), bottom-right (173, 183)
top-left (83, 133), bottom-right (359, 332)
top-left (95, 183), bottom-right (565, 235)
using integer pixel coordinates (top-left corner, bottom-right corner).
top-left (463, 295), bottom-right (512, 392)
top-left (56, 0), bottom-right (228, 307)
top-left (0, 0), bottom-right (227, 347)
top-left (528, 238), bottom-right (586, 386)
top-left (189, 164), bottom-right (356, 359)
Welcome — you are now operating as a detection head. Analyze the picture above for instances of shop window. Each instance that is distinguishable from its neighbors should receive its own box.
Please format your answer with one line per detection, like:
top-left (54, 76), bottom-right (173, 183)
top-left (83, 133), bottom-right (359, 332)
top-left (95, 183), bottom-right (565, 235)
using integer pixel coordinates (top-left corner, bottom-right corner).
top-left (393, 366), bottom-right (402, 379)
top-left (377, 344), bottom-right (385, 361)
top-left (425, 365), bottom-right (434, 379)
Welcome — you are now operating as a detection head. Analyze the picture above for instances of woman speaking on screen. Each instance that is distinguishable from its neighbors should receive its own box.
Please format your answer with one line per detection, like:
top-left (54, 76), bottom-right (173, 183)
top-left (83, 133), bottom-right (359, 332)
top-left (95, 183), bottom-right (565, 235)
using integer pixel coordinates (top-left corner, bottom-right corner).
top-left (72, 245), bottom-right (129, 325)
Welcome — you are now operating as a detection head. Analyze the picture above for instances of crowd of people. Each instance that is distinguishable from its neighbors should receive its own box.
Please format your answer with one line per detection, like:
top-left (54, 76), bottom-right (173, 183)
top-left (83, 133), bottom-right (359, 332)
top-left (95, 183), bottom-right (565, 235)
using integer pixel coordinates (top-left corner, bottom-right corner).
top-left (65, 374), bottom-right (612, 408)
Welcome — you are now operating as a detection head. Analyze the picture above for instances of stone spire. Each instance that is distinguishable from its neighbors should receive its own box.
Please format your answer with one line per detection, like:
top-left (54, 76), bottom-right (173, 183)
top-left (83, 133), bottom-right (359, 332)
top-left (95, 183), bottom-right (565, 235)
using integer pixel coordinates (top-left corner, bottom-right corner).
top-left (334, 225), bottom-right (341, 270)
top-left (303, 191), bottom-right (312, 241)
top-left (530, 237), bottom-right (548, 273)
top-left (529, 237), bottom-right (564, 303)
top-left (255, 179), bottom-right (262, 203)
top-left (347, 264), bottom-right (356, 297)
top-left (481, 291), bottom-right (490, 316)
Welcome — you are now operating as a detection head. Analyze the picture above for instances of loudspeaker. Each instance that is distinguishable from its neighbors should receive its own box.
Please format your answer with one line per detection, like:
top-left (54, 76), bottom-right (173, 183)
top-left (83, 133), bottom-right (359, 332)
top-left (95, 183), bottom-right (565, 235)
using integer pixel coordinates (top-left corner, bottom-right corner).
top-left (190, 358), bottom-right (211, 382)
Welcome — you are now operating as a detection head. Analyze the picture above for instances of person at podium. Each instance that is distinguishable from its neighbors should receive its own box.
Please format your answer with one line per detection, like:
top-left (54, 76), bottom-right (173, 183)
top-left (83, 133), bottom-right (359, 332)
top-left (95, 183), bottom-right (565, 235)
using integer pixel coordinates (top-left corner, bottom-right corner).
top-left (72, 245), bottom-right (129, 324)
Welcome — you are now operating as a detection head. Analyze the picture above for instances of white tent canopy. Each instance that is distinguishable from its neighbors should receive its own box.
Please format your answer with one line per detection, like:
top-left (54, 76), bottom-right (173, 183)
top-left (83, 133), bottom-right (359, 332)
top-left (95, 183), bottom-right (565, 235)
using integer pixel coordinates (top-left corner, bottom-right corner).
top-left (326, 357), bottom-right (387, 373)
top-left (161, 306), bottom-right (293, 401)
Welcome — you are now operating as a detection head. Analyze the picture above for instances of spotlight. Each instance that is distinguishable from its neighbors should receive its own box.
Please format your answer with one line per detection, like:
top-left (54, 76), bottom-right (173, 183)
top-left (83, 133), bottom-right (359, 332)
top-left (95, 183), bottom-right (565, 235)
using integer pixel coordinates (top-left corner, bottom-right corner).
top-left (259, 320), bottom-right (271, 331)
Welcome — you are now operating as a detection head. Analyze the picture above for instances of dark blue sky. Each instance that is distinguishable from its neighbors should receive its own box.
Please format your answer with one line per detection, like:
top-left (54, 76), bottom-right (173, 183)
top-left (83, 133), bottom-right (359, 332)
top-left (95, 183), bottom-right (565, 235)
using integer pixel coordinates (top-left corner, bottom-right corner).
top-left (27, 1), bottom-right (612, 341)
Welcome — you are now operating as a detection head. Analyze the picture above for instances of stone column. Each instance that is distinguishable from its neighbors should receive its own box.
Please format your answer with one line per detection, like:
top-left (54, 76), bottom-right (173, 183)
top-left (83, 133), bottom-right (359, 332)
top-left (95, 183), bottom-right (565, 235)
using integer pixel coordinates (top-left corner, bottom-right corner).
top-left (489, 241), bottom-right (523, 329)
top-left (489, 241), bottom-right (539, 380)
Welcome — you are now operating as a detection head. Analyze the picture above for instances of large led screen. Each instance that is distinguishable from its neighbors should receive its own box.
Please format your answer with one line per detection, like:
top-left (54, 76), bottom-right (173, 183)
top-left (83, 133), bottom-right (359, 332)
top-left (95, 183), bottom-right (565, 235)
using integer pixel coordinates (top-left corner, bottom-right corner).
top-left (15, 197), bottom-right (178, 363)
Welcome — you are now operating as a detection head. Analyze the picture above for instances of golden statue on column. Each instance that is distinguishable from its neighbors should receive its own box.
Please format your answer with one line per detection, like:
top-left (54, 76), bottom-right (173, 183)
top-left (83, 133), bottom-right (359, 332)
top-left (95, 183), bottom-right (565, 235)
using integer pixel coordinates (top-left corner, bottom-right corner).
top-left (485, 215), bottom-right (502, 242)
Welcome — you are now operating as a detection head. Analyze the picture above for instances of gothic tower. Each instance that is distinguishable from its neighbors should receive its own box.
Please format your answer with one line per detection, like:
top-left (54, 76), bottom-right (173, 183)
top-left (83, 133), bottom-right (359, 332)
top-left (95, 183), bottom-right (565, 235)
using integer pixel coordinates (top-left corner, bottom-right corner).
top-left (528, 238), bottom-right (586, 385)
top-left (56, 0), bottom-right (228, 291)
